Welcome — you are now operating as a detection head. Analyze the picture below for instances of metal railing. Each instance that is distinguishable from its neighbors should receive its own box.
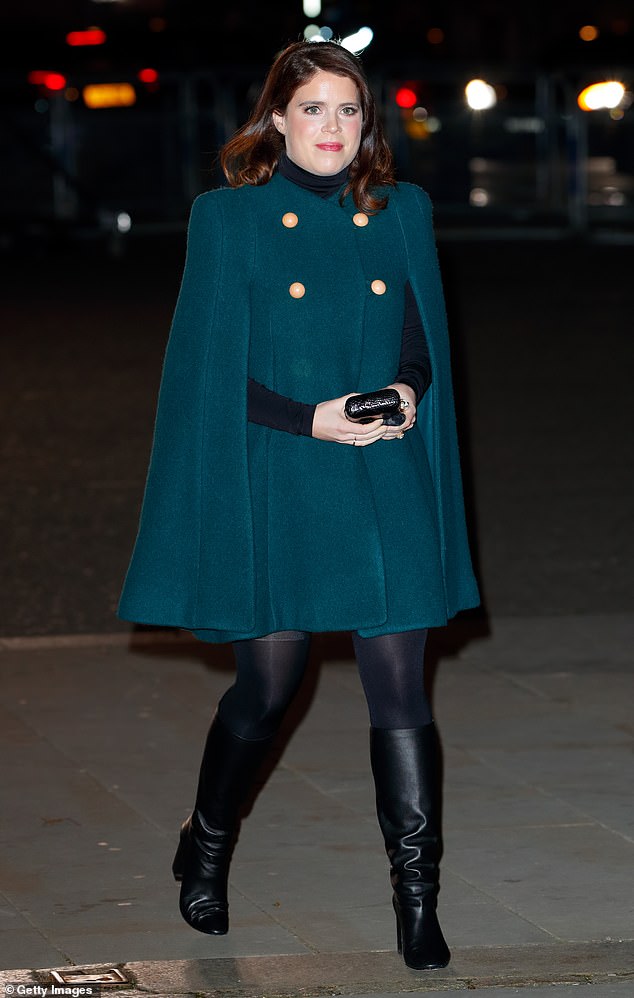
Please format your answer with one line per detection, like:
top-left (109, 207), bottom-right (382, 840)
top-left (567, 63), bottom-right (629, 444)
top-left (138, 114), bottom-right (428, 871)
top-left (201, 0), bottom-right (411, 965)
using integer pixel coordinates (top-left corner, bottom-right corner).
top-left (1, 65), bottom-right (632, 246)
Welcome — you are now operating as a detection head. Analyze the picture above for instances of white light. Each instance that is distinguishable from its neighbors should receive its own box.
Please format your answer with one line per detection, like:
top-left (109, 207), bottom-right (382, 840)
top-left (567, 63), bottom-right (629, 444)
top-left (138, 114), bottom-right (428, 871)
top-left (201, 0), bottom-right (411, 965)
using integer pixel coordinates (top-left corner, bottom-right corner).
top-left (304, 23), bottom-right (320, 39)
top-left (116, 212), bottom-right (132, 233)
top-left (600, 81), bottom-right (625, 108)
top-left (470, 188), bottom-right (489, 207)
top-left (465, 79), bottom-right (497, 111)
top-left (426, 116), bottom-right (441, 133)
top-left (578, 81), bottom-right (625, 111)
top-left (340, 26), bottom-right (374, 53)
top-left (603, 187), bottom-right (625, 206)
top-left (303, 0), bottom-right (321, 16)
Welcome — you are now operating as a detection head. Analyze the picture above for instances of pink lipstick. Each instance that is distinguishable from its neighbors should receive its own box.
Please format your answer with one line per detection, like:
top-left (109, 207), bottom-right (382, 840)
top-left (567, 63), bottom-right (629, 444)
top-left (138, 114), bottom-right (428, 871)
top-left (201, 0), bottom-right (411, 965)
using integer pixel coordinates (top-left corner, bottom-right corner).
top-left (316, 143), bottom-right (343, 151)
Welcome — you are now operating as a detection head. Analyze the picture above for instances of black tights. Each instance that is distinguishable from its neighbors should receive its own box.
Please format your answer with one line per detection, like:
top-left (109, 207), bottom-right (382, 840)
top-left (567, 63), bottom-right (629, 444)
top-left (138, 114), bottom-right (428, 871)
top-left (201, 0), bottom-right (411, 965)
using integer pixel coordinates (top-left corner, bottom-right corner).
top-left (218, 629), bottom-right (432, 739)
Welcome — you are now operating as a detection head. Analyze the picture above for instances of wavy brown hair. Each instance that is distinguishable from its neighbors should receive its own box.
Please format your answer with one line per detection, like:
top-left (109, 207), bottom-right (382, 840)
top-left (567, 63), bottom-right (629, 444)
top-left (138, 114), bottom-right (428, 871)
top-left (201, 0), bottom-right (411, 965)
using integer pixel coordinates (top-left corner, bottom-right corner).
top-left (220, 40), bottom-right (395, 213)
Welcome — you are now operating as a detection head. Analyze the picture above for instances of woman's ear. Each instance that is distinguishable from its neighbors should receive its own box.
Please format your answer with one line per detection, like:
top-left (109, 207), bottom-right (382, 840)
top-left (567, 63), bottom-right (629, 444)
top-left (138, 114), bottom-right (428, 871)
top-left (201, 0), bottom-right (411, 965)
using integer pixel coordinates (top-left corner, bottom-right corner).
top-left (272, 111), bottom-right (286, 135)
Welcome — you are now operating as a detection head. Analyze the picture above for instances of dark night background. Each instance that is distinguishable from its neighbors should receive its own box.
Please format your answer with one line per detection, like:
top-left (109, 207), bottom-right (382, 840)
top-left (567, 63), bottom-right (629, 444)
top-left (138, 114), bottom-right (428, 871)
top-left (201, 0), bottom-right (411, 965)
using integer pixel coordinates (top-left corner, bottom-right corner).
top-left (1, 0), bottom-right (633, 636)
top-left (0, 8), bottom-right (633, 981)
top-left (2, 1), bottom-right (634, 70)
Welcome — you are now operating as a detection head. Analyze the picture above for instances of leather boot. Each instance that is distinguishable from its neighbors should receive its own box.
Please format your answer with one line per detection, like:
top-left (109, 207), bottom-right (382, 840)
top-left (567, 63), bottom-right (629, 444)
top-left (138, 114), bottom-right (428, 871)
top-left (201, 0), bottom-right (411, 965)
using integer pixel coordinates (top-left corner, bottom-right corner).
top-left (370, 724), bottom-right (450, 970)
top-left (172, 713), bottom-right (275, 935)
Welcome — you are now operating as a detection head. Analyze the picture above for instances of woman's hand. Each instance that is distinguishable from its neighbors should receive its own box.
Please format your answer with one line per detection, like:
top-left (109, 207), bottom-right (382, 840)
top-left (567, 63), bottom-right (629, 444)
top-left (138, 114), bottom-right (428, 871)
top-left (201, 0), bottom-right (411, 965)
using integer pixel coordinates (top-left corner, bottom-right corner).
top-left (382, 383), bottom-right (417, 441)
top-left (312, 394), bottom-right (387, 447)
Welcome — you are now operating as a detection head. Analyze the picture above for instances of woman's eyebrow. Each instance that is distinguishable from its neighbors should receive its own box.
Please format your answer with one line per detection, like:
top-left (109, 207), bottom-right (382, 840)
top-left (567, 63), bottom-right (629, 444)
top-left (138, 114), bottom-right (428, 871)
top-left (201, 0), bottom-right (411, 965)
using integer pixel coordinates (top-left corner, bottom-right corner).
top-left (297, 99), bottom-right (361, 107)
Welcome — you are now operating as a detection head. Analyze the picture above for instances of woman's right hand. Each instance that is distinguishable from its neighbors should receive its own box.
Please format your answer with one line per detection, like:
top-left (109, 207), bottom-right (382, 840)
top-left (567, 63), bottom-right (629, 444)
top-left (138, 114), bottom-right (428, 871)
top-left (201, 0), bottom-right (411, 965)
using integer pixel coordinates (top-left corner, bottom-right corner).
top-left (311, 394), bottom-right (387, 446)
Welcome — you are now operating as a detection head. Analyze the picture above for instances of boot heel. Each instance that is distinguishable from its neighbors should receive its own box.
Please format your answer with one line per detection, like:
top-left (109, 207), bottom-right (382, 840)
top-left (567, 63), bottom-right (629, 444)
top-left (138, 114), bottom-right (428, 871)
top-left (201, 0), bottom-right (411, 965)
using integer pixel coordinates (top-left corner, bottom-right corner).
top-left (172, 834), bottom-right (185, 881)
top-left (395, 912), bottom-right (402, 954)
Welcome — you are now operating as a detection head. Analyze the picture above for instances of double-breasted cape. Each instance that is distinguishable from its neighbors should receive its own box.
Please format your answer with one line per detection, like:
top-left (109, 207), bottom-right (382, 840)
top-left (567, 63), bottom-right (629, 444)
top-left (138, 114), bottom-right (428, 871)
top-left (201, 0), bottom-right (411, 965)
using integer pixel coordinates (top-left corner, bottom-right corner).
top-left (118, 174), bottom-right (479, 641)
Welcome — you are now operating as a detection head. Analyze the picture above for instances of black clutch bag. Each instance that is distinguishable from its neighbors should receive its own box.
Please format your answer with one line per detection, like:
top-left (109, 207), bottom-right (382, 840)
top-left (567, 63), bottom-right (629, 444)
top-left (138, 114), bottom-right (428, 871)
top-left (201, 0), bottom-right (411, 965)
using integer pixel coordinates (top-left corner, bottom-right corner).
top-left (344, 388), bottom-right (406, 426)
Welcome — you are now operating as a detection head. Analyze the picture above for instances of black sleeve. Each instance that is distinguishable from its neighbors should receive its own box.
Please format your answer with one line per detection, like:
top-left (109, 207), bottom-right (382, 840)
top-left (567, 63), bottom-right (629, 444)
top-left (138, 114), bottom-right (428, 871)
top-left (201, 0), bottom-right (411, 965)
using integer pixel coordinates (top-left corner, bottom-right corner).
top-left (396, 281), bottom-right (432, 404)
top-left (247, 378), bottom-right (316, 437)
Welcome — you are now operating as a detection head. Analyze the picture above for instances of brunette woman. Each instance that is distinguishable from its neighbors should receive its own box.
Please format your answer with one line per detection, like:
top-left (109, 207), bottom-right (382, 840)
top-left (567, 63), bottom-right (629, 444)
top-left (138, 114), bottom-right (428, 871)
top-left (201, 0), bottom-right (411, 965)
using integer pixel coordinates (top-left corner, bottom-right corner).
top-left (119, 39), bottom-right (479, 971)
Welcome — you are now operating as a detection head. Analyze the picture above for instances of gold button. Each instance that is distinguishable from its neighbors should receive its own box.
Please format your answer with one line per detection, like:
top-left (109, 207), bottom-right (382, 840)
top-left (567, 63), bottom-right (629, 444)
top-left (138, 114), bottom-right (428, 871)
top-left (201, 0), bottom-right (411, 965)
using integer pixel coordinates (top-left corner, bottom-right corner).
top-left (352, 212), bottom-right (369, 227)
top-left (289, 282), bottom-right (305, 299)
top-left (371, 279), bottom-right (387, 295)
top-left (282, 212), bottom-right (299, 228)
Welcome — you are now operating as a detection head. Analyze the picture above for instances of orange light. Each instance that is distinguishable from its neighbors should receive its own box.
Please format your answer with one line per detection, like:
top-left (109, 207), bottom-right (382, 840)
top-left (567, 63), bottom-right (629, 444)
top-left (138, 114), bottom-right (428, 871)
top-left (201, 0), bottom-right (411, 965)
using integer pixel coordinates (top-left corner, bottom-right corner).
top-left (395, 87), bottom-right (417, 109)
top-left (427, 27), bottom-right (444, 44)
top-left (579, 25), bottom-right (599, 41)
top-left (83, 83), bottom-right (136, 109)
top-left (66, 28), bottom-right (107, 47)
top-left (138, 68), bottom-right (159, 84)
top-left (28, 70), bottom-right (67, 91)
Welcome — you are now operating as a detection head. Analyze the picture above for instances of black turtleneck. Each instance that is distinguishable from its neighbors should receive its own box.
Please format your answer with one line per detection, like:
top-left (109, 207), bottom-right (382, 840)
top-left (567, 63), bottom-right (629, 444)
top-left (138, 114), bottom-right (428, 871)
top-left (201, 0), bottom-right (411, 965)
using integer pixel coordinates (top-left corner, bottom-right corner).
top-left (246, 155), bottom-right (432, 436)
top-left (278, 151), bottom-right (349, 198)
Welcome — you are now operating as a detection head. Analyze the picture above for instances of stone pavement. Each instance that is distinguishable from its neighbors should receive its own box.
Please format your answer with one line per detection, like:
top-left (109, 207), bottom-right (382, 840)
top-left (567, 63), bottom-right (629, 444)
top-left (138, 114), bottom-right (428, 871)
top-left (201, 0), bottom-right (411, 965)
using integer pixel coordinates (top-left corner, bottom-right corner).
top-left (1, 613), bottom-right (632, 995)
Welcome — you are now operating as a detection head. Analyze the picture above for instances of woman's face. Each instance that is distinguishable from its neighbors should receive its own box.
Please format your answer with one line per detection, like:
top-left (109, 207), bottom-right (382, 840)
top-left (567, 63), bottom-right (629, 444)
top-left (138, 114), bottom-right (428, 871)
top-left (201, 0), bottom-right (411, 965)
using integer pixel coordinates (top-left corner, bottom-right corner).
top-left (272, 70), bottom-right (363, 176)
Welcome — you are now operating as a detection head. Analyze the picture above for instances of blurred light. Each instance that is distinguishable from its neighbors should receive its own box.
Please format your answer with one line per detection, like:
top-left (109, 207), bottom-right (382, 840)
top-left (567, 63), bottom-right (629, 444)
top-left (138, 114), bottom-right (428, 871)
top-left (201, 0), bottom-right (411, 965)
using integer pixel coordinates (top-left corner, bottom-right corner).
top-left (470, 188), bottom-right (489, 207)
top-left (303, 0), bottom-right (321, 15)
top-left (65, 87), bottom-right (80, 102)
top-left (320, 26), bottom-right (334, 40)
top-left (579, 25), bottom-right (599, 41)
top-left (426, 27), bottom-right (444, 44)
top-left (304, 23), bottom-right (320, 39)
top-left (610, 108), bottom-right (625, 121)
top-left (148, 17), bottom-right (167, 32)
top-left (603, 187), bottom-right (625, 206)
top-left (412, 106), bottom-right (428, 121)
top-left (578, 81), bottom-right (625, 111)
top-left (34, 99), bottom-right (49, 113)
top-left (395, 87), bottom-right (417, 109)
top-left (66, 28), bottom-right (107, 46)
top-left (404, 119), bottom-right (430, 140)
top-left (504, 116), bottom-right (545, 133)
top-left (465, 79), bottom-right (497, 110)
top-left (340, 26), bottom-right (373, 52)
top-left (138, 68), bottom-right (159, 83)
top-left (83, 83), bottom-right (136, 108)
top-left (116, 212), bottom-right (132, 232)
top-left (28, 71), bottom-right (67, 91)
top-left (426, 117), bottom-right (441, 133)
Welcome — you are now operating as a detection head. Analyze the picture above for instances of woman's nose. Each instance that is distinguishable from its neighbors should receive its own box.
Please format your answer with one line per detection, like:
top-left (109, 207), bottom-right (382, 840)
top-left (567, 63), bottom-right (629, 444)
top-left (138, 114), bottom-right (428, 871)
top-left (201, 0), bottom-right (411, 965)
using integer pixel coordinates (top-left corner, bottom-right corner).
top-left (322, 113), bottom-right (341, 133)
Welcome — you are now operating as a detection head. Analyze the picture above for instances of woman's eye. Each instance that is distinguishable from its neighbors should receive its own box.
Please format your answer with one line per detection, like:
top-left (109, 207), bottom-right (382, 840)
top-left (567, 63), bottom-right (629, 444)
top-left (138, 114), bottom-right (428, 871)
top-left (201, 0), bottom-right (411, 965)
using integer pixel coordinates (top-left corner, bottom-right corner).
top-left (304, 105), bottom-right (321, 115)
top-left (341, 106), bottom-right (359, 116)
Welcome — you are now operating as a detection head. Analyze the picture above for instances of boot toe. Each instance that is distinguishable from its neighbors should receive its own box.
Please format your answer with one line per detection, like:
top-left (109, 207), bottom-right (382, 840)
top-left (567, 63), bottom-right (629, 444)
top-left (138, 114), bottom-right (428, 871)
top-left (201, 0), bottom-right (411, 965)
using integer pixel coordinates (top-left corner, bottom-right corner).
top-left (181, 897), bottom-right (229, 935)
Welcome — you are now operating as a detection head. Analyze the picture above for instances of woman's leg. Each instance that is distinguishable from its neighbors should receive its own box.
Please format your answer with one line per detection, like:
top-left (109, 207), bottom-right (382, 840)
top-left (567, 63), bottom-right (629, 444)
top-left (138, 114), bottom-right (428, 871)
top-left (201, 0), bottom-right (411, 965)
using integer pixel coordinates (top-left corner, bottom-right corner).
top-left (219, 630), bottom-right (311, 738)
top-left (174, 631), bottom-right (310, 934)
top-left (352, 629), bottom-right (432, 729)
top-left (353, 629), bottom-right (450, 971)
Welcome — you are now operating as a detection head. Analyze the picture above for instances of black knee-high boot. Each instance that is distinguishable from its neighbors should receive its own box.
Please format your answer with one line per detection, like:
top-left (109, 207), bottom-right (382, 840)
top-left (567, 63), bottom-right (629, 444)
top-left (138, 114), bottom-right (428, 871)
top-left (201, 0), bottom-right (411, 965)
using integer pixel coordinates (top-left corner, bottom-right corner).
top-left (172, 713), bottom-right (275, 935)
top-left (370, 724), bottom-right (450, 970)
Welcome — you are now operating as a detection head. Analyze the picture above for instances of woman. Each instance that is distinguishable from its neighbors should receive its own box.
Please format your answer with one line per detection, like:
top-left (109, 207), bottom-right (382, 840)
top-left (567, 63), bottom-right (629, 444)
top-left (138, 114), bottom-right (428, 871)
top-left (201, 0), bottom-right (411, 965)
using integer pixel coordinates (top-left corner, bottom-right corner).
top-left (118, 40), bottom-right (479, 971)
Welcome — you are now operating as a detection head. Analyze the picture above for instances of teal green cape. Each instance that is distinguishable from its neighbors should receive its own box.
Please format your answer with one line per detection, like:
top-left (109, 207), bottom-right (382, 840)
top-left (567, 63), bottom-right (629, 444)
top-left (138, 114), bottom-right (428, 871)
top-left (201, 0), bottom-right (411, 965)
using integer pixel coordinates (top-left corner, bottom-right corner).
top-left (118, 175), bottom-right (479, 640)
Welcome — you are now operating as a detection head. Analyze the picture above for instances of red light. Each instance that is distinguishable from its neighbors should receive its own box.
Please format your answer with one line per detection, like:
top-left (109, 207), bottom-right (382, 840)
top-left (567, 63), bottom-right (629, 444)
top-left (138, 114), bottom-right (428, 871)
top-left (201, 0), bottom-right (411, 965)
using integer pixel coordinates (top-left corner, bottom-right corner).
top-left (395, 87), bottom-right (418, 109)
top-left (66, 28), bottom-right (107, 46)
top-left (138, 68), bottom-right (159, 84)
top-left (28, 70), bottom-right (67, 91)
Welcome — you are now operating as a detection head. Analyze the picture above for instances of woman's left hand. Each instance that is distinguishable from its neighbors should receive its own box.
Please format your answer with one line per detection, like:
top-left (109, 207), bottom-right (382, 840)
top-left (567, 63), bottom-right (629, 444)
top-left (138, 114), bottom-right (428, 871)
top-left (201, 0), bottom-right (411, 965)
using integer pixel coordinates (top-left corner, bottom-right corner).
top-left (382, 383), bottom-right (417, 440)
